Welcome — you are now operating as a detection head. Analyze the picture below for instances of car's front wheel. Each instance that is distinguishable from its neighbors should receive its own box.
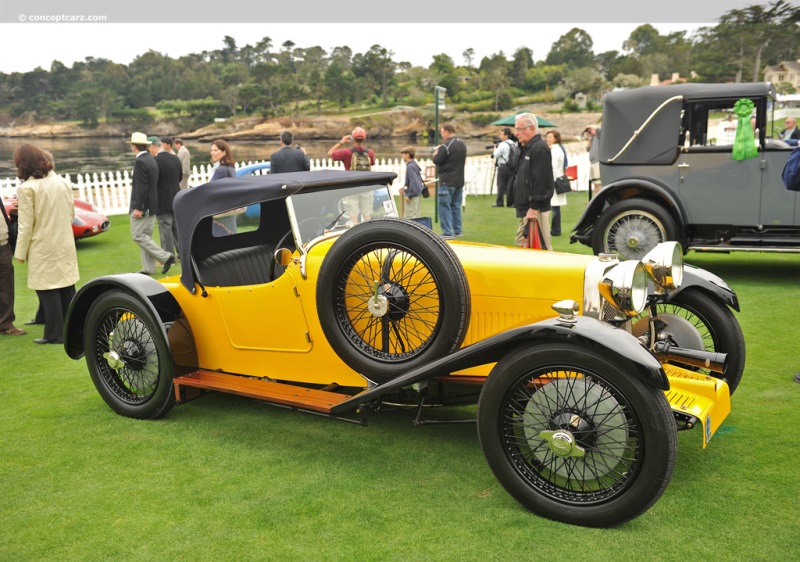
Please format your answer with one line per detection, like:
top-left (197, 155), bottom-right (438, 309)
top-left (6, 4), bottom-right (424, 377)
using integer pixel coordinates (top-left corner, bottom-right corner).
top-left (84, 290), bottom-right (175, 419)
top-left (592, 198), bottom-right (679, 260)
top-left (633, 288), bottom-right (745, 393)
top-left (477, 345), bottom-right (676, 528)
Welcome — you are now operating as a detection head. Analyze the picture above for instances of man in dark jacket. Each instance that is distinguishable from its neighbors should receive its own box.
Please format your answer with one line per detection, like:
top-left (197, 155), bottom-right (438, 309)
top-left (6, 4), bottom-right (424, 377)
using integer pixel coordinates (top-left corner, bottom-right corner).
top-left (128, 132), bottom-right (175, 275)
top-left (432, 122), bottom-right (467, 239)
top-left (150, 136), bottom-right (182, 257)
top-left (270, 131), bottom-right (310, 173)
top-left (512, 113), bottom-right (554, 250)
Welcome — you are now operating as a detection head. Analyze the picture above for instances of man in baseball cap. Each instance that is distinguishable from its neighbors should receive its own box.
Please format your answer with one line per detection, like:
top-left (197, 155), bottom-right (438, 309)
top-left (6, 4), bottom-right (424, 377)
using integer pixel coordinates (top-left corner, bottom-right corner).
top-left (327, 126), bottom-right (377, 223)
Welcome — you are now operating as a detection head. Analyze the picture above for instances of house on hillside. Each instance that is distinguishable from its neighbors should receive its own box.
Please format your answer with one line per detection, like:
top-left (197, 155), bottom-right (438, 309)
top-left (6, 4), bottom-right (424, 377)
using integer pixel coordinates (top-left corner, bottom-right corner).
top-left (764, 59), bottom-right (800, 91)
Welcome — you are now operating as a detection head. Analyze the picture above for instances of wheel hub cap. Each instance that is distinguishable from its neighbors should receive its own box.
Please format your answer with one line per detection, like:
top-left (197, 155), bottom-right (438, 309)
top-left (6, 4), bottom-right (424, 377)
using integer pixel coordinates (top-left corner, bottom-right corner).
top-left (539, 429), bottom-right (586, 458)
top-left (626, 236), bottom-right (640, 249)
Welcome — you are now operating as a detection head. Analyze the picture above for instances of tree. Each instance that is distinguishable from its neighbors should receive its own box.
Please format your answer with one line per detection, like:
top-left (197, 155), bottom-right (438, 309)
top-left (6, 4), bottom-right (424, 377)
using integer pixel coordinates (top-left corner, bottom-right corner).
top-left (325, 62), bottom-right (352, 111)
top-left (429, 53), bottom-right (459, 96)
top-left (691, 1), bottom-right (800, 82)
top-left (545, 28), bottom-right (595, 68)
top-left (462, 48), bottom-right (475, 68)
top-left (510, 47), bottom-right (534, 89)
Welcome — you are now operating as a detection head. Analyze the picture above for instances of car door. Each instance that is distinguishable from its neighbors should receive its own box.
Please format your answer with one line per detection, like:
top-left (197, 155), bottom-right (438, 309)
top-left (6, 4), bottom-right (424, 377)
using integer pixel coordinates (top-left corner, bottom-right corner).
top-left (676, 147), bottom-right (762, 226)
top-left (760, 145), bottom-right (798, 227)
top-left (213, 273), bottom-right (312, 353)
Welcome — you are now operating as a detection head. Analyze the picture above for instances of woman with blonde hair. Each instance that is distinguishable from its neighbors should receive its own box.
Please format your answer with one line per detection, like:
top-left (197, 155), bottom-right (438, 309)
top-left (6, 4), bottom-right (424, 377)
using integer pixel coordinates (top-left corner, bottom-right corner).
top-left (13, 143), bottom-right (80, 344)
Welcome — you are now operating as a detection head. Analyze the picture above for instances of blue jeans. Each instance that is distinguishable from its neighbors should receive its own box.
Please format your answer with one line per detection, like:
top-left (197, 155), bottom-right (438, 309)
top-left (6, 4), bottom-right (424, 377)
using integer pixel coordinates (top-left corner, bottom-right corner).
top-left (438, 184), bottom-right (463, 237)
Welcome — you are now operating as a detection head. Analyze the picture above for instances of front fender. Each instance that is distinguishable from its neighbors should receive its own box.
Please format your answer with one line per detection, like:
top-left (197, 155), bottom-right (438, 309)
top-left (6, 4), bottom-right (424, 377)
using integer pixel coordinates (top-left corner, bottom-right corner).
top-left (570, 178), bottom-right (687, 244)
top-left (330, 316), bottom-right (667, 415)
top-left (672, 264), bottom-right (740, 312)
top-left (64, 274), bottom-right (182, 359)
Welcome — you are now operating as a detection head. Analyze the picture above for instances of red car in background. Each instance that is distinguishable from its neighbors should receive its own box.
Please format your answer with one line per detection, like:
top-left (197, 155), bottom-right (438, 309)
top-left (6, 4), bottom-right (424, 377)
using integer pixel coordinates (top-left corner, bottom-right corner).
top-left (1, 197), bottom-right (110, 240)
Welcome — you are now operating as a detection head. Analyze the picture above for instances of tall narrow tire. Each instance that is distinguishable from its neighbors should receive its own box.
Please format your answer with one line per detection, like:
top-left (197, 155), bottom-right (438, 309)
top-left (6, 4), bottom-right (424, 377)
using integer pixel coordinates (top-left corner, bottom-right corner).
top-left (84, 290), bottom-right (175, 419)
top-left (635, 288), bottom-right (745, 393)
top-left (477, 344), bottom-right (676, 528)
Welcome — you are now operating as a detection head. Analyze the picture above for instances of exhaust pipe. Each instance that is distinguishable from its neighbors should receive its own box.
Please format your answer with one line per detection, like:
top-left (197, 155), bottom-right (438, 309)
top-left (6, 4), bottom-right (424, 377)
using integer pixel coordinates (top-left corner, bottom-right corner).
top-left (652, 340), bottom-right (727, 374)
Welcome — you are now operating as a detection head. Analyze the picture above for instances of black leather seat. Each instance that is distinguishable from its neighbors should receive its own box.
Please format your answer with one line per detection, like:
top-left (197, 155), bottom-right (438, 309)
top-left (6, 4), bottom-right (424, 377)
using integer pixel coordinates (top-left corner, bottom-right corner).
top-left (197, 245), bottom-right (275, 287)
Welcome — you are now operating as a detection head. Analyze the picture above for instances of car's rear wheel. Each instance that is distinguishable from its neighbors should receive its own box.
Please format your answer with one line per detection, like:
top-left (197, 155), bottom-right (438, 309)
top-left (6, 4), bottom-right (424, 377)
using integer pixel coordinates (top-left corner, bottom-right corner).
top-left (317, 218), bottom-right (470, 384)
top-left (478, 345), bottom-right (676, 528)
top-left (85, 291), bottom-right (175, 419)
top-left (592, 198), bottom-right (679, 260)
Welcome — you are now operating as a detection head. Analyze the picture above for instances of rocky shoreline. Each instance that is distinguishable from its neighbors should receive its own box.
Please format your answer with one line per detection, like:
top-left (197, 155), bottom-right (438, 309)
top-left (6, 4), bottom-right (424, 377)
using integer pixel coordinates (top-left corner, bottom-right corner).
top-left (0, 107), bottom-right (601, 144)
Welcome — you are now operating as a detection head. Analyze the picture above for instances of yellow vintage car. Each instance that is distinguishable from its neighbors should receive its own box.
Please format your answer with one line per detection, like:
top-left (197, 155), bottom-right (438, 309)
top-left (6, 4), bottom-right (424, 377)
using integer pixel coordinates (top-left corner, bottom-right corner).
top-left (64, 170), bottom-right (744, 528)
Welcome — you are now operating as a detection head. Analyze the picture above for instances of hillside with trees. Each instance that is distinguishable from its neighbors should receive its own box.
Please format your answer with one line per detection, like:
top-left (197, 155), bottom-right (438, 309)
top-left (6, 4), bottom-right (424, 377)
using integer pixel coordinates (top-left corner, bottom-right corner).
top-left (0, 1), bottom-right (797, 135)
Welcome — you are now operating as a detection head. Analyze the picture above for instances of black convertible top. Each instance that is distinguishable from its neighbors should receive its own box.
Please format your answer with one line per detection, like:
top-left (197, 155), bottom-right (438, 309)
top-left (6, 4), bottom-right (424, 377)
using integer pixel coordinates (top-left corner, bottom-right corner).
top-left (173, 170), bottom-right (397, 291)
top-left (599, 82), bottom-right (777, 165)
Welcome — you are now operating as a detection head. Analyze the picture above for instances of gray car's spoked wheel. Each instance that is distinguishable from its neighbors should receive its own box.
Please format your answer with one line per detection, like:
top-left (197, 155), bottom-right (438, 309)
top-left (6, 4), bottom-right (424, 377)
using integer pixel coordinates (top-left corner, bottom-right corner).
top-left (592, 199), bottom-right (679, 261)
top-left (606, 211), bottom-right (666, 259)
top-left (478, 345), bottom-right (676, 528)
top-left (85, 291), bottom-right (175, 419)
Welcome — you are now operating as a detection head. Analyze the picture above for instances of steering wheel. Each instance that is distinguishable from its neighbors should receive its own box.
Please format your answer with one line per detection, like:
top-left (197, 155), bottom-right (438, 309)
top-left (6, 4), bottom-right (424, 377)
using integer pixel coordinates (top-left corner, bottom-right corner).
top-left (275, 217), bottom-right (330, 252)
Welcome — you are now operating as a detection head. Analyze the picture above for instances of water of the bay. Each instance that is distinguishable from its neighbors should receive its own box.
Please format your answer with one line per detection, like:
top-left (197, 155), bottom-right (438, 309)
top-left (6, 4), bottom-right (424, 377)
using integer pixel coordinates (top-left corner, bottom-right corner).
top-left (0, 136), bottom-right (495, 179)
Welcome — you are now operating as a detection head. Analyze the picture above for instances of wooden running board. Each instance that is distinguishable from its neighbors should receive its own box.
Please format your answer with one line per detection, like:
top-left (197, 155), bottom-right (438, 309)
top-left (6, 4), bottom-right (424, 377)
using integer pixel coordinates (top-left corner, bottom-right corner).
top-left (173, 371), bottom-right (353, 414)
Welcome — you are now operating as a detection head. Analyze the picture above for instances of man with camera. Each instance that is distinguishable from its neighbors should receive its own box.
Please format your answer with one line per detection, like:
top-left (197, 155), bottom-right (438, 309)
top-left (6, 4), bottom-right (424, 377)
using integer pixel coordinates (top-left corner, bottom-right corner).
top-left (270, 131), bottom-right (310, 174)
top-left (585, 124), bottom-right (602, 194)
top-left (328, 127), bottom-right (376, 223)
top-left (492, 127), bottom-right (517, 207)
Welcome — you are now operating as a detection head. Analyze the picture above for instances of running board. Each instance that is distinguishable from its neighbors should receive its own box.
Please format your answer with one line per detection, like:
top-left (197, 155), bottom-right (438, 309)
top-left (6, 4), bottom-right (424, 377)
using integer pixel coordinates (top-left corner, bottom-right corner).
top-left (173, 371), bottom-right (353, 414)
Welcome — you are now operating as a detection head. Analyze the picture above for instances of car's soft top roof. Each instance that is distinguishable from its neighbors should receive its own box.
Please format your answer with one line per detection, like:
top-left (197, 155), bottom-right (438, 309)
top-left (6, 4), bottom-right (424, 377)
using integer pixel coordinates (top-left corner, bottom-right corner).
top-left (173, 169), bottom-right (397, 290)
top-left (599, 82), bottom-right (777, 165)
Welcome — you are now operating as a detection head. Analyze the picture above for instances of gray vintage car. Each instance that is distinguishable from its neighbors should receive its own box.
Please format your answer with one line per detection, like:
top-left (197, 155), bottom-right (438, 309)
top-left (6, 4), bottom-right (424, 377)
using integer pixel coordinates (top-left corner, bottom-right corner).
top-left (571, 83), bottom-right (799, 260)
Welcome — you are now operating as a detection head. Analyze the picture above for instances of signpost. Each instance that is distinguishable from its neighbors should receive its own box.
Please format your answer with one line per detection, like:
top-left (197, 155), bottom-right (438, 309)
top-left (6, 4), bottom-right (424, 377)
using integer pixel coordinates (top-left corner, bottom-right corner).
top-left (433, 86), bottom-right (446, 224)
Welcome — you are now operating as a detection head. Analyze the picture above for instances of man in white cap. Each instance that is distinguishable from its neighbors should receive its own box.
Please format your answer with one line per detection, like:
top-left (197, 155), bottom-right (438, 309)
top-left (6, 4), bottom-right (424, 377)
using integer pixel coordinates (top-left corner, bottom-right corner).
top-left (128, 132), bottom-right (175, 275)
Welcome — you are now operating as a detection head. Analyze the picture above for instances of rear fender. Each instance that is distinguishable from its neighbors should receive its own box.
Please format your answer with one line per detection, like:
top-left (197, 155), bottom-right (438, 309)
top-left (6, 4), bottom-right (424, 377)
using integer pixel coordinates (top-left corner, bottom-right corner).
top-left (571, 178), bottom-right (687, 241)
top-left (64, 274), bottom-right (182, 359)
top-left (330, 316), bottom-right (667, 415)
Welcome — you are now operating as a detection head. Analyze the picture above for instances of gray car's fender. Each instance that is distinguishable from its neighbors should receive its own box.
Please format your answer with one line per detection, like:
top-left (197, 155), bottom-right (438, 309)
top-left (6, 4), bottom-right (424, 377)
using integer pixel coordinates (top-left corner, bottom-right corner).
top-left (571, 177), bottom-right (688, 244)
top-left (330, 315), bottom-right (668, 415)
top-left (64, 274), bottom-right (183, 359)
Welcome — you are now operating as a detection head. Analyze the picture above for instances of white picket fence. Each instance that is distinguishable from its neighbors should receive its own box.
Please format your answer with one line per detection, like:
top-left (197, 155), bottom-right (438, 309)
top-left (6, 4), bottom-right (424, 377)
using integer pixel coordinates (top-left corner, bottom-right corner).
top-left (0, 147), bottom-right (589, 216)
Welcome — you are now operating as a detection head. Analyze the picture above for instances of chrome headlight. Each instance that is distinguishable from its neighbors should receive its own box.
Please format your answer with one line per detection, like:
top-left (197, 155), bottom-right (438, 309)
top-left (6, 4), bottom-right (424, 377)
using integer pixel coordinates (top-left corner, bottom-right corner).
top-left (642, 241), bottom-right (683, 293)
top-left (599, 260), bottom-right (648, 317)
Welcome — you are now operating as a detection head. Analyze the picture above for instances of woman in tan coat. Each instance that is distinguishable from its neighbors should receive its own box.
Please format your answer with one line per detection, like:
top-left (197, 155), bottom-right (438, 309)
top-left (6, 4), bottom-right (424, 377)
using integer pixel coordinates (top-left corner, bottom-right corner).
top-left (13, 144), bottom-right (80, 344)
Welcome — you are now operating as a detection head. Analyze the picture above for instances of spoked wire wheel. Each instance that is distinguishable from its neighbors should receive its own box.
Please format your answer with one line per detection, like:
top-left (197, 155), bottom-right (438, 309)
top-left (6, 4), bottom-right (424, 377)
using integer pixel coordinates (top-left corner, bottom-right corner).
top-left (632, 288), bottom-right (745, 393)
top-left (478, 345), bottom-right (675, 527)
top-left (85, 291), bottom-right (175, 419)
top-left (338, 244), bottom-right (441, 361)
top-left (317, 219), bottom-right (469, 383)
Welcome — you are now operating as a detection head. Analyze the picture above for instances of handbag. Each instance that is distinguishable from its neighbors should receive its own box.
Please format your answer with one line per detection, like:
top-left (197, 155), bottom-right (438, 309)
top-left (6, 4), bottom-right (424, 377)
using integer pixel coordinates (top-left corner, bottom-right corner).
top-left (554, 175), bottom-right (572, 194)
top-left (554, 145), bottom-right (572, 194)
top-left (0, 198), bottom-right (17, 252)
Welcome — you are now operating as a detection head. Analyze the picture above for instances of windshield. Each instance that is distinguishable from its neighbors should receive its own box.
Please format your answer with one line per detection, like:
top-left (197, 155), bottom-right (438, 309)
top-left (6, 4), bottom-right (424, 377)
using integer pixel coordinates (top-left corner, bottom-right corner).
top-left (287, 183), bottom-right (398, 247)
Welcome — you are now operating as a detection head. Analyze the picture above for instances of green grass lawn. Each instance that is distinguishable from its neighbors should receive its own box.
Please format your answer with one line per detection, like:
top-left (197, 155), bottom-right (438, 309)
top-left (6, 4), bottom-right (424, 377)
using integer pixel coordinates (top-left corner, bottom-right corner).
top-left (2, 193), bottom-right (799, 560)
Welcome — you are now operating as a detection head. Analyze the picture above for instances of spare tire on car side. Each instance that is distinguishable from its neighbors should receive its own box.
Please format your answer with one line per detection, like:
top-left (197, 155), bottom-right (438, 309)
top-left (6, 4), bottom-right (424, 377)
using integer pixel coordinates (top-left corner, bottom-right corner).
top-left (316, 218), bottom-right (471, 384)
